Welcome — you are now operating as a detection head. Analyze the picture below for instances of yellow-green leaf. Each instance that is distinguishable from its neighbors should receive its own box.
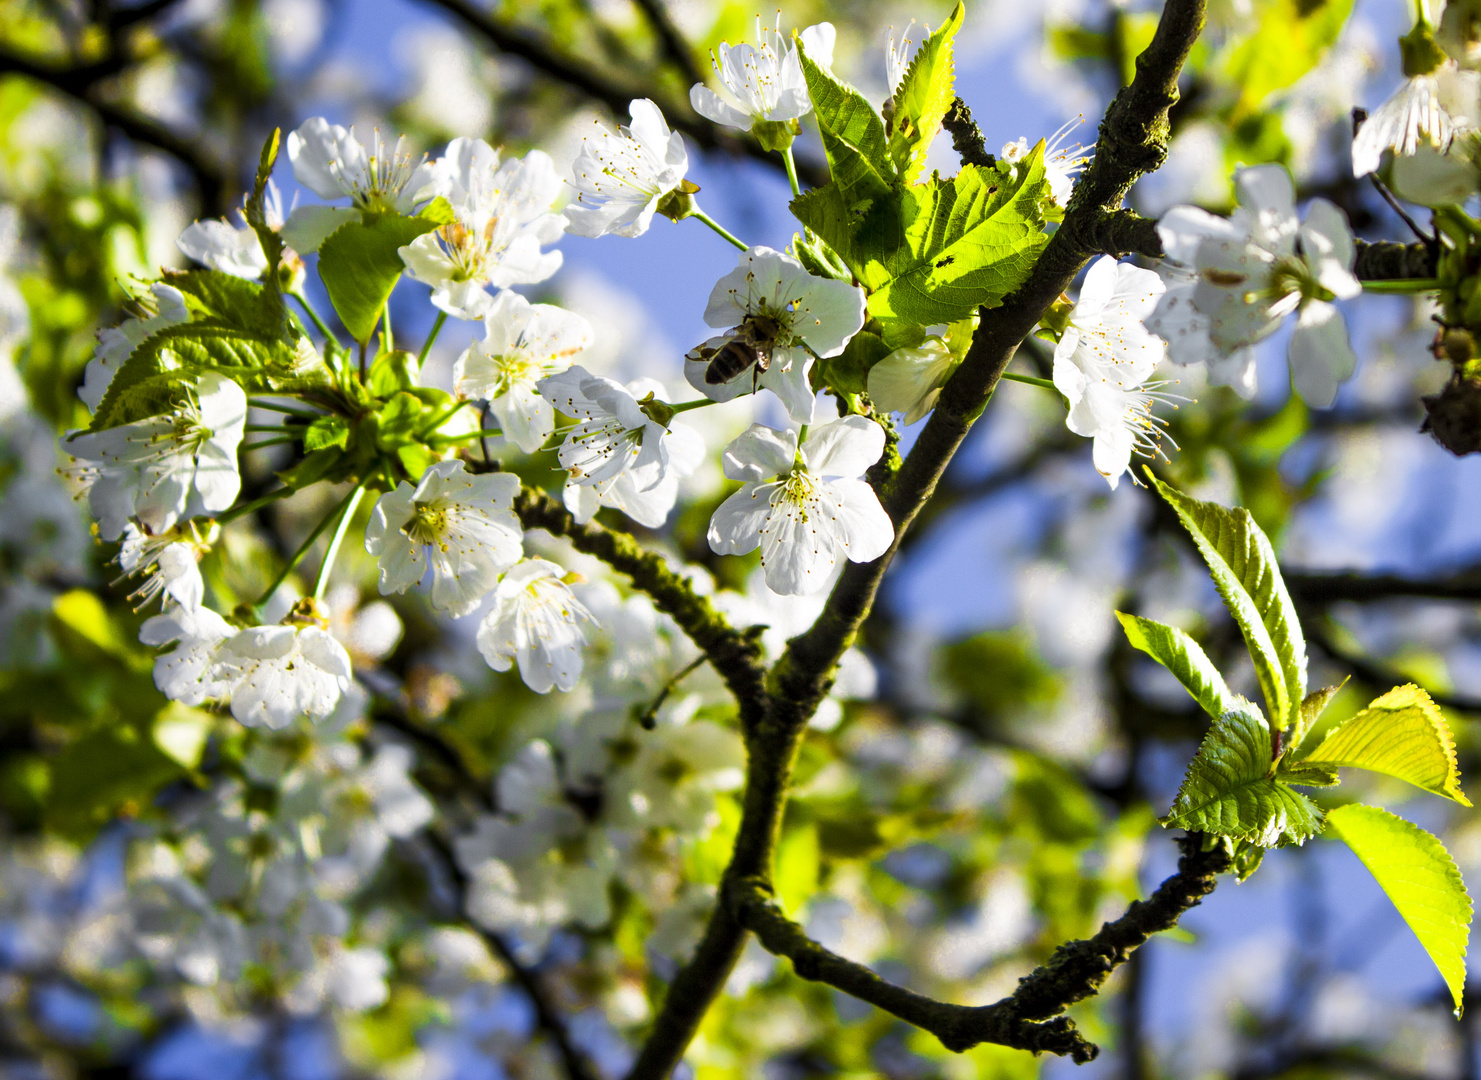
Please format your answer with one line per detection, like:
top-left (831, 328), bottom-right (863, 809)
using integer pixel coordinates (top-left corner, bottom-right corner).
top-left (887, 2), bottom-right (965, 183)
top-left (1325, 804), bottom-right (1471, 1014)
top-left (1302, 684), bottom-right (1471, 806)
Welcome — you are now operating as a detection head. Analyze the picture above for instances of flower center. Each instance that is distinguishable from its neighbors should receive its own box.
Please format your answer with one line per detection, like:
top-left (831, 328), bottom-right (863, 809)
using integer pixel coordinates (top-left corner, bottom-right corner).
top-left (779, 469), bottom-right (819, 522)
top-left (405, 502), bottom-right (449, 545)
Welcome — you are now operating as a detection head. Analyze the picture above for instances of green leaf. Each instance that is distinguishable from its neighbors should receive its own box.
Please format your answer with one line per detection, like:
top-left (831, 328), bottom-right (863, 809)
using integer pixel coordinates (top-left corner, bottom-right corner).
top-left (163, 269), bottom-right (286, 337)
top-left (823, 329), bottom-right (890, 394)
top-left (887, 3), bottom-right (965, 183)
top-left (797, 38), bottom-right (895, 212)
top-left (1150, 473), bottom-right (1306, 731)
top-left (245, 128), bottom-right (287, 284)
top-left (1116, 611), bottom-right (1242, 721)
top-left (1276, 761), bottom-right (1340, 787)
top-left (1291, 680), bottom-right (1346, 752)
top-left (317, 209), bottom-right (443, 343)
top-left (1224, 0), bottom-right (1355, 121)
top-left (152, 702), bottom-right (213, 769)
top-left (1163, 705), bottom-right (1322, 846)
top-left (1325, 804), bottom-right (1471, 1014)
top-left (1232, 838), bottom-right (1266, 881)
top-left (861, 154), bottom-right (1050, 323)
top-left (304, 414), bottom-right (350, 452)
top-left (1301, 684), bottom-right (1471, 806)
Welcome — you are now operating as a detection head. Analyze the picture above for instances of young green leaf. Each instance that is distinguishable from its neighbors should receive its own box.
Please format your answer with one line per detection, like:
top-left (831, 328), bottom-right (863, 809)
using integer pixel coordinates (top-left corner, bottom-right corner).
top-left (886, 3), bottom-right (965, 184)
top-left (797, 38), bottom-right (895, 209)
top-left (859, 154), bottom-right (1050, 323)
top-left (1290, 680), bottom-right (1346, 753)
top-left (317, 209), bottom-right (444, 343)
top-left (1301, 684), bottom-right (1471, 806)
top-left (1325, 803), bottom-right (1471, 1014)
top-left (1163, 705), bottom-right (1322, 846)
top-left (1223, 0), bottom-right (1355, 122)
top-left (1116, 611), bottom-right (1242, 721)
top-left (1150, 474), bottom-right (1306, 732)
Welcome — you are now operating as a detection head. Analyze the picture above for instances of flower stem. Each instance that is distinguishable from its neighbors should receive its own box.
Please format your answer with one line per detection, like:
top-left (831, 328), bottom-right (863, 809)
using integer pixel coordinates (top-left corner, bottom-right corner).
top-left (381, 301), bottom-right (393, 353)
top-left (256, 483), bottom-right (364, 609)
top-left (250, 398), bottom-right (322, 418)
top-left (242, 436), bottom-right (298, 451)
top-left (216, 485), bottom-right (293, 524)
top-left (669, 398), bottom-right (719, 414)
top-left (313, 483), bottom-right (368, 602)
top-left (430, 427), bottom-right (503, 445)
top-left (1000, 371), bottom-right (1060, 392)
top-left (245, 424), bottom-right (294, 433)
top-left (691, 205), bottom-right (749, 251)
top-left (782, 147), bottom-right (802, 198)
top-left (358, 339), bottom-right (368, 381)
top-left (1360, 278), bottom-right (1441, 294)
top-left (419, 310), bottom-right (448, 366)
top-left (291, 291), bottom-right (339, 348)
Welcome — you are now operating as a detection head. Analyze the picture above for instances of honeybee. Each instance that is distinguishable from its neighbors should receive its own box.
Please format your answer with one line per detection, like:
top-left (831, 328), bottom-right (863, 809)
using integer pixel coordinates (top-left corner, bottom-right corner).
top-left (698, 314), bottom-right (782, 387)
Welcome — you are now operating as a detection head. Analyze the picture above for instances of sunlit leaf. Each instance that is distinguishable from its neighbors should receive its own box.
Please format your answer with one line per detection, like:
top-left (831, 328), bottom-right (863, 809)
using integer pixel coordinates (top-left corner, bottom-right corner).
top-left (1325, 803), bottom-right (1471, 1014)
top-left (1116, 611), bottom-right (1242, 721)
top-left (887, 2), bottom-right (965, 183)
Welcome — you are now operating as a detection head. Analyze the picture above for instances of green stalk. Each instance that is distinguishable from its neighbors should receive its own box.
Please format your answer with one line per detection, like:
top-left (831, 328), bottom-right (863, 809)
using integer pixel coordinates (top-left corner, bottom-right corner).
top-left (250, 399), bottom-right (322, 418)
top-left (291, 291), bottom-right (339, 348)
top-left (312, 483), bottom-right (368, 601)
top-left (419, 310), bottom-right (448, 366)
top-left (669, 398), bottom-right (719, 414)
top-left (1000, 371), bottom-right (1060, 392)
top-left (691, 206), bottom-right (749, 251)
top-left (1361, 278), bottom-right (1441, 294)
top-left (782, 147), bottom-right (802, 198)
top-left (242, 436), bottom-right (298, 451)
top-left (430, 427), bottom-right (504, 445)
top-left (255, 483), bottom-right (364, 608)
top-left (216, 486), bottom-right (293, 524)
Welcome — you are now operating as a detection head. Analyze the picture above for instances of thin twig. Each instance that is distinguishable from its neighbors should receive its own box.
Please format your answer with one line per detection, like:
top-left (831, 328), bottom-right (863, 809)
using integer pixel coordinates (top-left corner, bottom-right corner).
top-left (631, 0), bottom-right (704, 87)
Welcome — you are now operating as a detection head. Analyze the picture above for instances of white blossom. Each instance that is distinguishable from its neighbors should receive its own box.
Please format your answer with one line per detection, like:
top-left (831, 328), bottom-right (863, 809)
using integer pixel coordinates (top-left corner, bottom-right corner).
top-left (453, 290), bottom-right (593, 453)
top-left (363, 459), bottom-right (522, 616)
top-left (1351, 64), bottom-right (1481, 176)
top-left (210, 622), bottom-right (354, 729)
top-left (566, 99), bottom-right (690, 239)
top-left (175, 181), bottom-right (286, 280)
top-left (1144, 164), bottom-right (1361, 406)
top-left (1002, 117), bottom-right (1093, 206)
top-left (684, 246), bottom-right (866, 425)
top-left (690, 17), bottom-right (836, 131)
top-left (867, 318), bottom-right (975, 425)
top-left (476, 559), bottom-right (597, 693)
top-left (0, 206), bottom-right (29, 353)
top-left (281, 117), bottom-right (436, 252)
top-left (612, 720), bottom-right (744, 832)
top-left (78, 284), bottom-right (190, 413)
top-left (140, 604), bottom-right (235, 706)
top-left (67, 372), bottom-right (247, 540)
top-left (1052, 257), bottom-right (1176, 489)
top-left (117, 524), bottom-right (208, 612)
top-left (398, 138), bottom-right (566, 319)
top-left (537, 366), bottom-right (705, 528)
top-left (885, 22), bottom-right (921, 97)
top-left (708, 416), bottom-right (893, 596)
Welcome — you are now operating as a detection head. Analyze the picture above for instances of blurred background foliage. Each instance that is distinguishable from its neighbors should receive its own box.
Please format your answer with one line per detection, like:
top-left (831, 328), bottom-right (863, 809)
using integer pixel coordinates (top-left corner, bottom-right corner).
top-left (1, 0), bottom-right (1480, 1077)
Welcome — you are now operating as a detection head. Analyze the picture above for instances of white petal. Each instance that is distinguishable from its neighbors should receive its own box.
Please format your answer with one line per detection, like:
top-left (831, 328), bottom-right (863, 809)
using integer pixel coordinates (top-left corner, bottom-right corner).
top-left (1287, 300), bottom-right (1356, 408)
top-left (801, 415), bottom-right (884, 478)
top-left (721, 424), bottom-right (796, 482)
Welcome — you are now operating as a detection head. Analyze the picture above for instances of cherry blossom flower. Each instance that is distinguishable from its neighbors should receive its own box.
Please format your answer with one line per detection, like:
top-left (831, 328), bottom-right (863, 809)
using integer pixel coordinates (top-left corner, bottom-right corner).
top-left (537, 366), bottom-right (705, 528)
top-left (175, 181), bottom-right (286, 280)
top-left (684, 246), bottom-right (866, 425)
top-left (281, 117), bottom-right (436, 252)
top-left (690, 17), bottom-right (836, 136)
top-left (1352, 63), bottom-right (1480, 177)
top-left (708, 416), bottom-right (893, 596)
top-left (453, 290), bottom-right (593, 453)
top-left (885, 22), bottom-right (921, 98)
top-left (476, 559), bottom-right (598, 693)
top-left (1002, 118), bottom-right (1093, 206)
top-left (140, 604), bottom-right (235, 706)
top-left (1052, 257), bottom-right (1176, 489)
top-left (1144, 164), bottom-right (1361, 406)
top-left (565, 99), bottom-right (690, 239)
top-left (364, 459), bottom-right (522, 616)
top-left (117, 524), bottom-right (209, 612)
top-left (867, 318), bottom-right (975, 424)
top-left (78, 284), bottom-right (190, 413)
top-left (67, 372), bottom-right (247, 540)
top-left (210, 622), bottom-right (354, 729)
top-left (398, 138), bottom-right (566, 319)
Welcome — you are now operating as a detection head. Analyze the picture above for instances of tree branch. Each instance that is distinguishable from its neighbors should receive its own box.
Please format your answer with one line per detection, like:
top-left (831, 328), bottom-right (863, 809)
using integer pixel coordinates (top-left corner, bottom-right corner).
top-left (731, 833), bottom-right (1230, 1064)
top-left (1304, 622), bottom-right (1481, 713)
top-left (624, 3), bottom-right (1209, 1076)
top-left (1354, 239), bottom-right (1436, 280)
top-left (405, 0), bottom-right (827, 187)
top-left (942, 97), bottom-right (995, 169)
top-left (513, 485), bottom-right (767, 719)
top-left (631, 0), bottom-right (705, 89)
top-left (0, 44), bottom-right (229, 209)
top-left (1286, 567), bottom-right (1481, 603)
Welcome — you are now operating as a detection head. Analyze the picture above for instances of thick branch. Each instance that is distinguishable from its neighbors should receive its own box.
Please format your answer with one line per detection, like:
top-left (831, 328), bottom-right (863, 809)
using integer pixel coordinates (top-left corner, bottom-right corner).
top-left (514, 486), bottom-right (767, 717)
top-left (0, 45), bottom-right (228, 209)
top-left (732, 834), bottom-right (1230, 1064)
top-left (942, 97), bottom-right (995, 169)
top-left (626, 5), bottom-right (1208, 1075)
top-left (407, 0), bottom-right (827, 187)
